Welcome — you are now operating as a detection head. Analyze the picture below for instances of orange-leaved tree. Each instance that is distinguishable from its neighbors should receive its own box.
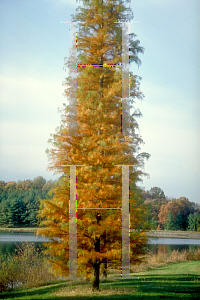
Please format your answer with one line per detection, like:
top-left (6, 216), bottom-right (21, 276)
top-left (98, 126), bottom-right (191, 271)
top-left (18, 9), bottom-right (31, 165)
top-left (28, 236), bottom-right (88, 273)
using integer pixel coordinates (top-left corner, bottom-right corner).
top-left (37, 0), bottom-right (150, 291)
top-left (158, 197), bottom-right (195, 230)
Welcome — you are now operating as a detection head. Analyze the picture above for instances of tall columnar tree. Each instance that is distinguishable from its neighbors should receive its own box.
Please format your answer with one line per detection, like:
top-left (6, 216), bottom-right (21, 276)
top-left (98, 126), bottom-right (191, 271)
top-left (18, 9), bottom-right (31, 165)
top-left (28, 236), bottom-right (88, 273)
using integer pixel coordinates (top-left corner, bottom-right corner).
top-left (37, 0), bottom-right (149, 291)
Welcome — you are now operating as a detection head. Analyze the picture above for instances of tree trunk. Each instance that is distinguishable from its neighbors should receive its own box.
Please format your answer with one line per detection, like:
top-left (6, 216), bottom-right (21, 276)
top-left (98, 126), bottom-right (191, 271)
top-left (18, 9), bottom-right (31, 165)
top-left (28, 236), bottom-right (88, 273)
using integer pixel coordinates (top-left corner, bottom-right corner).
top-left (92, 260), bottom-right (100, 291)
top-left (102, 230), bottom-right (107, 277)
top-left (103, 260), bottom-right (107, 277)
top-left (92, 236), bottom-right (100, 291)
top-left (92, 213), bottom-right (101, 291)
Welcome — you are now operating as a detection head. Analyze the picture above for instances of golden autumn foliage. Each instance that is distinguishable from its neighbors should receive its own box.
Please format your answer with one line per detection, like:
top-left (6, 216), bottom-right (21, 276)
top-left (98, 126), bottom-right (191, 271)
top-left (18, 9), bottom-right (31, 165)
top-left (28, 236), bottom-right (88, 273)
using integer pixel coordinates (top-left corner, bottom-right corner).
top-left (37, 0), bottom-right (150, 291)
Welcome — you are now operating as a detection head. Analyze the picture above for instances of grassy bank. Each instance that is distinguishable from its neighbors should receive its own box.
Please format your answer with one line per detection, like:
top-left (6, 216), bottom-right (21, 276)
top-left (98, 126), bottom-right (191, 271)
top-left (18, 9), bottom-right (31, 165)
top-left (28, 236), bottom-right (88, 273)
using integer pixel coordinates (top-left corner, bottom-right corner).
top-left (1, 261), bottom-right (200, 299)
top-left (1, 242), bottom-right (200, 292)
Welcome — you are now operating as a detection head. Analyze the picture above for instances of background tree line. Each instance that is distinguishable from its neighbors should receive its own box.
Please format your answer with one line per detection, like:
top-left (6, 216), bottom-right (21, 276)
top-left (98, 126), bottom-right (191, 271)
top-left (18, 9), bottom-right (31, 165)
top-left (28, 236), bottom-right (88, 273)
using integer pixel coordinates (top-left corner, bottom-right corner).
top-left (0, 178), bottom-right (199, 231)
top-left (143, 187), bottom-right (200, 231)
top-left (0, 177), bottom-right (54, 228)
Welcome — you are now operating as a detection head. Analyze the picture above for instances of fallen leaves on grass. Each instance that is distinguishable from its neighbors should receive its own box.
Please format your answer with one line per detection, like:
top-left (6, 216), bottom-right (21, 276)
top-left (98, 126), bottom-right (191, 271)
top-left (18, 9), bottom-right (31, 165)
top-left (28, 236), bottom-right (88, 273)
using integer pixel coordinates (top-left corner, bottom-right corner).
top-left (54, 285), bottom-right (136, 297)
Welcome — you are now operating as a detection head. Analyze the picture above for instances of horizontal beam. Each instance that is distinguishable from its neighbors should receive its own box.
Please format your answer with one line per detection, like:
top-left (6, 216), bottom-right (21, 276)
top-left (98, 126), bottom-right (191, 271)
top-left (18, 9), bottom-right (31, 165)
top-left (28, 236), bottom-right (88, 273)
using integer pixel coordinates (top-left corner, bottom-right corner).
top-left (77, 207), bottom-right (122, 210)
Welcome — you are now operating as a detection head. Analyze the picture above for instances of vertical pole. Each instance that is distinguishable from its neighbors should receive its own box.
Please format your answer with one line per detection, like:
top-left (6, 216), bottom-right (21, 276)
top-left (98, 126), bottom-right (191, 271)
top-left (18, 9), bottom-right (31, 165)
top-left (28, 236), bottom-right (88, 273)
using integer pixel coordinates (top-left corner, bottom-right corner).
top-left (69, 165), bottom-right (77, 278)
top-left (122, 165), bottom-right (130, 276)
top-left (121, 22), bottom-right (130, 136)
top-left (69, 22), bottom-right (77, 136)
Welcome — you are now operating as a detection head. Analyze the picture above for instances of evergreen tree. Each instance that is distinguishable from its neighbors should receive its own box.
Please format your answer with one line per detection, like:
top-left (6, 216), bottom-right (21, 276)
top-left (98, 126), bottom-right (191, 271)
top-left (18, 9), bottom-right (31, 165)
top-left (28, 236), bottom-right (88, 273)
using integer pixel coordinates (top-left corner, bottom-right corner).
top-left (0, 200), bottom-right (9, 227)
top-left (7, 199), bottom-right (20, 227)
top-left (187, 212), bottom-right (200, 231)
top-left (0, 178), bottom-right (52, 228)
top-left (37, 0), bottom-right (149, 291)
top-left (164, 210), bottom-right (176, 230)
top-left (174, 210), bottom-right (184, 230)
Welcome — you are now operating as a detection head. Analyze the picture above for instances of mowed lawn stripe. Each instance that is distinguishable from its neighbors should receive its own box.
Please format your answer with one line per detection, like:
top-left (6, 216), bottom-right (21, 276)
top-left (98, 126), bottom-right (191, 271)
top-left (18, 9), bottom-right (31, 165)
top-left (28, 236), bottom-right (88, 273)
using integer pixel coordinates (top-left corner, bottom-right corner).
top-left (1, 261), bottom-right (200, 299)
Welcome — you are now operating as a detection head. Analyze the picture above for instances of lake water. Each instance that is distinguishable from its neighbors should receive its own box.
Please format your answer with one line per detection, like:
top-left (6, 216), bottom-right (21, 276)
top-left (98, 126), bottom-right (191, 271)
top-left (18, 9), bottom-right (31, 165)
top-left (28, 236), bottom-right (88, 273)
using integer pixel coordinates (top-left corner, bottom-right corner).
top-left (0, 232), bottom-right (200, 256)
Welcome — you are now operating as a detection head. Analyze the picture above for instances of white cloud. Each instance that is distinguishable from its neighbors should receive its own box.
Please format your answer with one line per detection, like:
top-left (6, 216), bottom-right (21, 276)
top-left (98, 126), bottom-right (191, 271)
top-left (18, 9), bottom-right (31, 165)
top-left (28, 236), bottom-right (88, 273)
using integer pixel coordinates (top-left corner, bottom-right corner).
top-left (0, 120), bottom-right (56, 179)
top-left (0, 121), bottom-right (53, 146)
top-left (0, 74), bottom-right (66, 180)
top-left (137, 87), bottom-right (198, 166)
top-left (0, 75), bottom-right (64, 106)
top-left (0, 144), bottom-right (46, 177)
top-left (0, 74), bottom-right (66, 127)
top-left (134, 80), bottom-right (199, 202)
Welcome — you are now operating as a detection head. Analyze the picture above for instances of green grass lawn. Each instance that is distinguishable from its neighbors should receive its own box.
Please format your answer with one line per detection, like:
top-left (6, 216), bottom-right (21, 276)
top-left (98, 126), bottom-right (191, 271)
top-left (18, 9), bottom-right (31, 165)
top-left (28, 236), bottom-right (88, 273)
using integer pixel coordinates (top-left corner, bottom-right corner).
top-left (1, 261), bottom-right (200, 300)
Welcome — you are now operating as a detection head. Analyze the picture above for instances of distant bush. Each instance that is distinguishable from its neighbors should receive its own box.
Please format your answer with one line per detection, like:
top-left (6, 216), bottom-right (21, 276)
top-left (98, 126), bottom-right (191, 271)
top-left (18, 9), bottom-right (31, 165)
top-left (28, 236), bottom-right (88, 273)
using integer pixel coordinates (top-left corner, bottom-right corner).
top-left (0, 241), bottom-right (58, 292)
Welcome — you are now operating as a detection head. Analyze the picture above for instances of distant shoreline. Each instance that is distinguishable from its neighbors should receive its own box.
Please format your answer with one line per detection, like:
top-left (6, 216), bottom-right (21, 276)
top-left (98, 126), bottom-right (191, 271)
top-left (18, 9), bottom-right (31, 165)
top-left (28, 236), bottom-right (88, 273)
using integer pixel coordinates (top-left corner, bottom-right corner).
top-left (144, 230), bottom-right (200, 239)
top-left (1, 227), bottom-right (200, 239)
top-left (0, 227), bottom-right (39, 232)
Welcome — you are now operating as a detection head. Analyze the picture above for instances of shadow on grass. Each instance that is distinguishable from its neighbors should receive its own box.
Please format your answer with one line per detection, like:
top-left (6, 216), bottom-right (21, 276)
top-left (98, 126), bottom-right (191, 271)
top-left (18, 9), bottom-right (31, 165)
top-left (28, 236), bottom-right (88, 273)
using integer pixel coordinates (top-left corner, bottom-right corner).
top-left (1, 274), bottom-right (200, 300)
top-left (0, 281), bottom-right (70, 300)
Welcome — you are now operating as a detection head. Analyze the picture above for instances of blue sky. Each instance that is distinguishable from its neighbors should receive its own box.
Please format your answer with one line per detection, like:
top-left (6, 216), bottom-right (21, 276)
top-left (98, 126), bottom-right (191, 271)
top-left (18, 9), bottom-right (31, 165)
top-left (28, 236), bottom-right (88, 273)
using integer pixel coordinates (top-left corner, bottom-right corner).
top-left (0, 0), bottom-right (199, 204)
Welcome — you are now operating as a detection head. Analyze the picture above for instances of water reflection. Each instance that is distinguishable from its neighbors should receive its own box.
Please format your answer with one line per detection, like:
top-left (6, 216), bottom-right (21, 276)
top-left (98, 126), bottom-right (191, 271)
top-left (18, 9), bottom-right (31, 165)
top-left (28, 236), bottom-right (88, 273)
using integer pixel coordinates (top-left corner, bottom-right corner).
top-left (148, 237), bottom-right (200, 254)
top-left (149, 237), bottom-right (200, 245)
top-left (0, 231), bottom-right (50, 242)
top-left (0, 232), bottom-right (199, 256)
top-left (0, 232), bottom-right (49, 256)
top-left (0, 241), bottom-right (46, 257)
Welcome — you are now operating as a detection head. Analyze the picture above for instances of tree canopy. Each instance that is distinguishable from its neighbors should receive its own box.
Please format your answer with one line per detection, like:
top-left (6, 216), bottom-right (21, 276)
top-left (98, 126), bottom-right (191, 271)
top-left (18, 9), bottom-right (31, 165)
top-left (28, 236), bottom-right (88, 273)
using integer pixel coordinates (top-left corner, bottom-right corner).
top-left (37, 0), bottom-right (151, 291)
